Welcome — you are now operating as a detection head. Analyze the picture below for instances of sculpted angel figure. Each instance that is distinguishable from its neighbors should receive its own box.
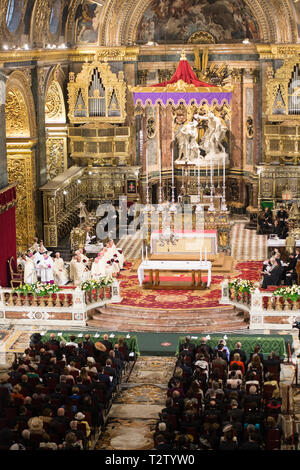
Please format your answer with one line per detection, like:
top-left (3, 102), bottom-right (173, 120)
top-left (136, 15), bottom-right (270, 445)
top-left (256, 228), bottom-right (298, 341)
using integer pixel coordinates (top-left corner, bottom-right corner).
top-left (175, 118), bottom-right (201, 163)
top-left (198, 111), bottom-right (227, 156)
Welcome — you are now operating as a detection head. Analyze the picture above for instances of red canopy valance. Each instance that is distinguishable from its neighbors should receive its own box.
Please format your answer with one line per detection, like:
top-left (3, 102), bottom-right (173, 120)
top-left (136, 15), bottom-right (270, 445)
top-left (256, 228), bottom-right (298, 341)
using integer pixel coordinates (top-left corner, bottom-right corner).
top-left (152, 55), bottom-right (213, 88)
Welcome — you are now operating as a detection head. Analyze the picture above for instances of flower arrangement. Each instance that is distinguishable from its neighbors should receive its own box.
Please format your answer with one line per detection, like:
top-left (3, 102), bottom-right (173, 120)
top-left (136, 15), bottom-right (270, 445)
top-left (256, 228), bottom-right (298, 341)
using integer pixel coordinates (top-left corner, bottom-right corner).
top-left (228, 278), bottom-right (255, 294)
top-left (273, 285), bottom-right (300, 302)
top-left (81, 276), bottom-right (114, 291)
top-left (13, 282), bottom-right (60, 297)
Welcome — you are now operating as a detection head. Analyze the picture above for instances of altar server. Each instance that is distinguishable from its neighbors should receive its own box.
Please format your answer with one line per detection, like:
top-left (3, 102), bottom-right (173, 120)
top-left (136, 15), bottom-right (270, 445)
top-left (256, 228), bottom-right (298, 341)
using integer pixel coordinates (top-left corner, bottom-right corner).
top-left (40, 252), bottom-right (54, 284)
top-left (23, 253), bottom-right (37, 284)
top-left (53, 252), bottom-right (69, 286)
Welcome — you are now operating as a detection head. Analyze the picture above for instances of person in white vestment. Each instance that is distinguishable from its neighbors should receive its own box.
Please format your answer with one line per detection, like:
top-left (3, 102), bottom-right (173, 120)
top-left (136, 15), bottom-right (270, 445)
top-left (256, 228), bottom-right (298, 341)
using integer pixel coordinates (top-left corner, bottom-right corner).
top-left (105, 259), bottom-right (114, 278)
top-left (117, 249), bottom-right (125, 269)
top-left (91, 254), bottom-right (106, 280)
top-left (76, 248), bottom-right (90, 265)
top-left (112, 254), bottom-right (120, 275)
top-left (85, 226), bottom-right (96, 245)
top-left (81, 266), bottom-right (91, 282)
top-left (53, 253), bottom-right (69, 286)
top-left (69, 254), bottom-right (77, 282)
top-left (40, 252), bottom-right (54, 283)
top-left (72, 255), bottom-right (86, 285)
top-left (34, 246), bottom-right (47, 280)
top-left (23, 253), bottom-right (37, 284)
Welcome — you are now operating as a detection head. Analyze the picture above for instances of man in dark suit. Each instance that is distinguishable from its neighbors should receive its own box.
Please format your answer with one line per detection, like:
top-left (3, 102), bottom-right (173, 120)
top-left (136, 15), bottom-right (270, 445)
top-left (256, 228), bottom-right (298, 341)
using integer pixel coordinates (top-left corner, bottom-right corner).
top-left (104, 359), bottom-right (117, 388)
top-left (101, 334), bottom-right (113, 352)
top-left (259, 207), bottom-right (273, 234)
top-left (276, 206), bottom-right (288, 231)
top-left (83, 334), bottom-right (95, 355)
top-left (283, 253), bottom-right (298, 286)
top-left (262, 258), bottom-right (282, 288)
top-left (45, 333), bottom-right (60, 350)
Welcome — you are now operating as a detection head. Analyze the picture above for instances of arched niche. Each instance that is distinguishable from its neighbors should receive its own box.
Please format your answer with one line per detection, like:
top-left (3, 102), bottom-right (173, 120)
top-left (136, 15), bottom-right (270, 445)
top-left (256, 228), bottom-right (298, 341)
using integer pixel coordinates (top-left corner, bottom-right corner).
top-left (5, 70), bottom-right (37, 251)
top-left (45, 74), bottom-right (68, 180)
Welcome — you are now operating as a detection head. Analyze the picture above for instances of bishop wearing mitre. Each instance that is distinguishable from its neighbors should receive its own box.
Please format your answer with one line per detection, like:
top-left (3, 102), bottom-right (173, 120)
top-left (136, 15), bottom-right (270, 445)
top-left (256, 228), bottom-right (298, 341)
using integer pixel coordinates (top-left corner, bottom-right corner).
top-left (23, 252), bottom-right (37, 284)
top-left (53, 252), bottom-right (69, 286)
top-left (40, 252), bottom-right (54, 284)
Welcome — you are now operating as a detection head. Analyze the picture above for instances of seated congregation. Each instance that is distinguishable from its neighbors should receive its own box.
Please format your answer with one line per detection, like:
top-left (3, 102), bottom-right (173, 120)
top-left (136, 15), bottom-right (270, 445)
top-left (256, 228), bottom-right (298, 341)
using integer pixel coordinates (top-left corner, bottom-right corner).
top-left (261, 248), bottom-right (300, 289)
top-left (154, 337), bottom-right (282, 451)
top-left (258, 206), bottom-right (289, 238)
top-left (0, 333), bottom-right (131, 450)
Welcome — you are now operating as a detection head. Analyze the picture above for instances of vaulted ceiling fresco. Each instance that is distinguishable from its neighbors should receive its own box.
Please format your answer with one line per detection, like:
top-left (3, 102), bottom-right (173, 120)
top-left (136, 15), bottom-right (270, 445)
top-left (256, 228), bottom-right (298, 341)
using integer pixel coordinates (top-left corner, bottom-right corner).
top-left (0, 0), bottom-right (298, 46)
top-left (136, 0), bottom-right (260, 44)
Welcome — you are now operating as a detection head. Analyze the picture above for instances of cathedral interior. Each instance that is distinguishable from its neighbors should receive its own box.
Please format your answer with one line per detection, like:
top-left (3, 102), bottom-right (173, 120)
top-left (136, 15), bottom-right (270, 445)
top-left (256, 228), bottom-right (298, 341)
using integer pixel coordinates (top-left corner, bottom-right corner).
top-left (0, 0), bottom-right (300, 452)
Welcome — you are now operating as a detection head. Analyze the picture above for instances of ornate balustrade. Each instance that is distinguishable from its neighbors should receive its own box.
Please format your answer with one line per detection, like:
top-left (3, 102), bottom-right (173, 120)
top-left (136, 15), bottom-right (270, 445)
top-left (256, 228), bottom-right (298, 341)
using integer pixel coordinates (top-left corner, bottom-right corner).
top-left (0, 280), bottom-right (122, 327)
top-left (220, 279), bottom-right (300, 330)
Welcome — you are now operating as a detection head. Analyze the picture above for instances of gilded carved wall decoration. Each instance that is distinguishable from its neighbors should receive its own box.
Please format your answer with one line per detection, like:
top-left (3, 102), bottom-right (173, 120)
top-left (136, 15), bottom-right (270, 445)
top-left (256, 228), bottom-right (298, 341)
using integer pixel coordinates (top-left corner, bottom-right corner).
top-left (68, 57), bottom-right (127, 123)
top-left (188, 31), bottom-right (216, 44)
top-left (7, 153), bottom-right (36, 251)
top-left (45, 80), bottom-right (65, 123)
top-left (46, 138), bottom-right (65, 180)
top-left (5, 88), bottom-right (30, 137)
top-left (31, 0), bottom-right (52, 46)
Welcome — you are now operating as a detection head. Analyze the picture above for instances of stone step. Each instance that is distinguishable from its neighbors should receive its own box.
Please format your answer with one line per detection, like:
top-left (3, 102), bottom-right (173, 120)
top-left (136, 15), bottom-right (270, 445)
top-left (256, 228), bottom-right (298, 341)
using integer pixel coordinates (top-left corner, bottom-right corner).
top-left (97, 305), bottom-right (236, 316)
top-left (90, 317), bottom-right (245, 328)
top-left (87, 319), bottom-right (247, 333)
top-left (87, 315), bottom-right (247, 331)
top-left (94, 309), bottom-right (243, 322)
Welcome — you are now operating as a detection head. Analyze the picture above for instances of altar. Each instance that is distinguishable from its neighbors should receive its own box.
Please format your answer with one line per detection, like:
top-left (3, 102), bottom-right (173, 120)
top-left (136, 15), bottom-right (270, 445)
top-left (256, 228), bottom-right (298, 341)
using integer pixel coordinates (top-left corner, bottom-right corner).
top-left (150, 230), bottom-right (218, 255)
top-left (137, 259), bottom-right (212, 290)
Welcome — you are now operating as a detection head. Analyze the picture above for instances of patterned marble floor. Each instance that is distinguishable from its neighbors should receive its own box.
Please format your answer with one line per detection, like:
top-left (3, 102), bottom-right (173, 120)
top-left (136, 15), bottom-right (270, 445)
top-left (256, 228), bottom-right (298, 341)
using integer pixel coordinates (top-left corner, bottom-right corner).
top-left (95, 356), bottom-right (176, 450)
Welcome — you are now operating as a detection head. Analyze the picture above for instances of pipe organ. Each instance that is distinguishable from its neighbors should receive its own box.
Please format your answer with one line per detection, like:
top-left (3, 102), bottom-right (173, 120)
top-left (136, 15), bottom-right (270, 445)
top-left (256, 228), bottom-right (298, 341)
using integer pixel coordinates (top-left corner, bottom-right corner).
top-left (265, 58), bottom-right (300, 165)
top-left (68, 56), bottom-right (127, 124)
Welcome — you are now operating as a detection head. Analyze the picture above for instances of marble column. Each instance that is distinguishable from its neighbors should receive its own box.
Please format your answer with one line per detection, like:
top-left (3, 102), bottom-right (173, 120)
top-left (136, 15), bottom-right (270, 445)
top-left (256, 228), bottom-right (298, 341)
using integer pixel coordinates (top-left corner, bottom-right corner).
top-left (0, 72), bottom-right (8, 190)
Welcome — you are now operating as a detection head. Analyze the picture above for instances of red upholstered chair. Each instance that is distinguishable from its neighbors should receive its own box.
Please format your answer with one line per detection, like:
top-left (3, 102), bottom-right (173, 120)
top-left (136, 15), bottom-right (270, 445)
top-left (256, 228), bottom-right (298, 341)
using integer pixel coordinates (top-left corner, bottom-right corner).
top-left (263, 384), bottom-right (276, 401)
top-left (265, 429), bottom-right (281, 450)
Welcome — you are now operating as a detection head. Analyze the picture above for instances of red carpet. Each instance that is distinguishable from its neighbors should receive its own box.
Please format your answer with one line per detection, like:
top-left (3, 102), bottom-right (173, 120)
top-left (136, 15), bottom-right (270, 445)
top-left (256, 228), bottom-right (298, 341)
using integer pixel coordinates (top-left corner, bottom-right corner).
top-left (116, 261), bottom-right (263, 310)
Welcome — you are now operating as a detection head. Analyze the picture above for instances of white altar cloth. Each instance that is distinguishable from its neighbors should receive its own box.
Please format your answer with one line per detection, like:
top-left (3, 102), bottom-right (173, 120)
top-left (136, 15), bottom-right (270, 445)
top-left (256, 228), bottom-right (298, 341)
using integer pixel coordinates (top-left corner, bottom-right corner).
top-left (267, 238), bottom-right (300, 248)
top-left (137, 260), bottom-right (212, 287)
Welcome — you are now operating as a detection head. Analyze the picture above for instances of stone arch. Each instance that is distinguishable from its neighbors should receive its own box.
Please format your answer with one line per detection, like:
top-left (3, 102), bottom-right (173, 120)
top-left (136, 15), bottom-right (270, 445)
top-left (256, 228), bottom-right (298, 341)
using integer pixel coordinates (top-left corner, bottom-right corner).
top-left (6, 69), bottom-right (36, 138)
